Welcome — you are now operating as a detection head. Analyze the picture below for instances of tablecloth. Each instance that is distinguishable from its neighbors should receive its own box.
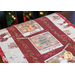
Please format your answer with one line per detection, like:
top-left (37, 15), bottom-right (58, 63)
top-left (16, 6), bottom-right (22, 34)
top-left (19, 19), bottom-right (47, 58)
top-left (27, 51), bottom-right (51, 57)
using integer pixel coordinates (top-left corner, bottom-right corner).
top-left (0, 12), bottom-right (75, 63)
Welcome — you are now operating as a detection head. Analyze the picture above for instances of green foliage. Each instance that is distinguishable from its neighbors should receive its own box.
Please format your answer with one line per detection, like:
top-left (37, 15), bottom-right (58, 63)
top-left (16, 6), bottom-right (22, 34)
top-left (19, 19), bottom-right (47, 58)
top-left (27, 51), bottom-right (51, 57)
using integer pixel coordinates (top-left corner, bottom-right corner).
top-left (5, 11), bottom-right (49, 27)
top-left (5, 11), bottom-right (16, 27)
top-left (39, 36), bottom-right (50, 45)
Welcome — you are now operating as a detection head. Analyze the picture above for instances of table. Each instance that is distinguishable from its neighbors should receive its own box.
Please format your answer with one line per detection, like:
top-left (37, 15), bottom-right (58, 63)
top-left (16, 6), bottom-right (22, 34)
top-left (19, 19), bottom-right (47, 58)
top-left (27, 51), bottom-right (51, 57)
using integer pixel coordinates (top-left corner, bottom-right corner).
top-left (59, 11), bottom-right (75, 25)
top-left (0, 12), bottom-right (75, 63)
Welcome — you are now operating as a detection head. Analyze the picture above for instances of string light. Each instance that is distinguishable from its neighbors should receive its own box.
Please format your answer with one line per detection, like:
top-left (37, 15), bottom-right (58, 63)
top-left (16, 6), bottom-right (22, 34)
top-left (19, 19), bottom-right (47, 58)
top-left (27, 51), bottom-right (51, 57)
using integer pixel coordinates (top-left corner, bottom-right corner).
top-left (13, 17), bottom-right (16, 20)
top-left (40, 12), bottom-right (43, 15)
top-left (29, 13), bottom-right (31, 16)
top-left (9, 13), bottom-right (11, 15)
top-left (12, 15), bottom-right (14, 18)
top-left (11, 15), bottom-right (16, 20)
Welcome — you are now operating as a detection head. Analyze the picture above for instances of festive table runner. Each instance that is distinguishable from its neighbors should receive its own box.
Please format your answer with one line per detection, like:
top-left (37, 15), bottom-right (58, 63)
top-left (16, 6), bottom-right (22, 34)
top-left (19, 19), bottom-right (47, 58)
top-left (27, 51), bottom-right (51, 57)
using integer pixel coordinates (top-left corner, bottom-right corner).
top-left (0, 13), bottom-right (75, 63)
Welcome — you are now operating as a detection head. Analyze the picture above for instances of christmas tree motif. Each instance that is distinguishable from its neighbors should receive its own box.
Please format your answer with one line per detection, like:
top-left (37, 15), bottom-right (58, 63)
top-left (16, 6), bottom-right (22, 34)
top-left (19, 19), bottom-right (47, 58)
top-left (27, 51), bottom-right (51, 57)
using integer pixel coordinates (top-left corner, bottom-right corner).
top-left (24, 24), bottom-right (35, 32)
top-left (39, 36), bottom-right (50, 46)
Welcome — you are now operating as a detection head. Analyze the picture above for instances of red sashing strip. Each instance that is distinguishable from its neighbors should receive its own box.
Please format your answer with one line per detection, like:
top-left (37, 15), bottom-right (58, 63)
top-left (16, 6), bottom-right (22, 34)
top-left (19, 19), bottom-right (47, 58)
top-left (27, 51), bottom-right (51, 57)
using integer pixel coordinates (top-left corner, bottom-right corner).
top-left (0, 47), bottom-right (8, 63)
top-left (56, 12), bottom-right (75, 28)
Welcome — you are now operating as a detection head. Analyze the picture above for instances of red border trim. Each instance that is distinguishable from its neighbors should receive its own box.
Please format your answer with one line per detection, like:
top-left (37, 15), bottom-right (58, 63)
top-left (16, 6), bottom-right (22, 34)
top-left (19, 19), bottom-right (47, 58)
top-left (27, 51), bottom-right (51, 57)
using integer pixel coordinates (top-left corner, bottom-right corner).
top-left (0, 47), bottom-right (8, 63)
top-left (56, 12), bottom-right (75, 28)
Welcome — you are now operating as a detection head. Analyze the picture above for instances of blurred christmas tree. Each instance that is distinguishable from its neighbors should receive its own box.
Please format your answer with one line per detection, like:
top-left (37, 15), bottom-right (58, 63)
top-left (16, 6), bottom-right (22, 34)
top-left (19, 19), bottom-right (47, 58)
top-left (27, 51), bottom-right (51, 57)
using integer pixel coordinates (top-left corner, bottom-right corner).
top-left (23, 11), bottom-right (49, 19)
top-left (5, 11), bottom-right (32, 27)
top-left (23, 11), bottom-right (32, 20)
top-left (5, 11), bottom-right (56, 27)
top-left (5, 11), bottom-right (16, 27)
